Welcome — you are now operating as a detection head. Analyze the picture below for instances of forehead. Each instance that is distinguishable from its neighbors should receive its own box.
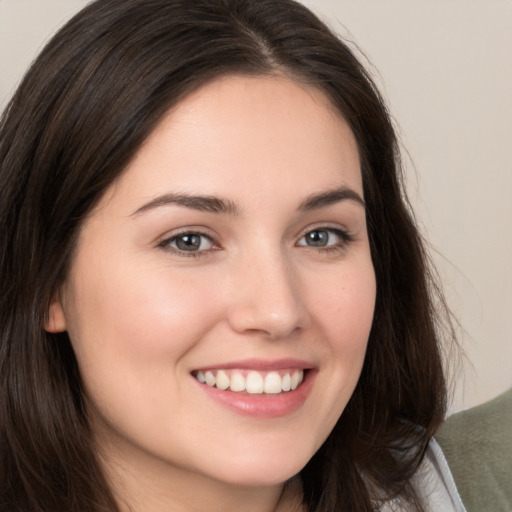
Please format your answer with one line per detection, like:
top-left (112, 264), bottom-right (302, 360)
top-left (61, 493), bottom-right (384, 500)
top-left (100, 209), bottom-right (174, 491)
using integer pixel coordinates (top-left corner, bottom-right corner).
top-left (101, 74), bottom-right (362, 212)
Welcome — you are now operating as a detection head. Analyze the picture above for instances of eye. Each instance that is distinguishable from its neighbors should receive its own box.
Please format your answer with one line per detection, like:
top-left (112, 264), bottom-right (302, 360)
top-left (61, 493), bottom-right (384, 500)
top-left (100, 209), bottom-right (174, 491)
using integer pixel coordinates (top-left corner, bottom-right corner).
top-left (160, 231), bottom-right (215, 254)
top-left (297, 228), bottom-right (351, 249)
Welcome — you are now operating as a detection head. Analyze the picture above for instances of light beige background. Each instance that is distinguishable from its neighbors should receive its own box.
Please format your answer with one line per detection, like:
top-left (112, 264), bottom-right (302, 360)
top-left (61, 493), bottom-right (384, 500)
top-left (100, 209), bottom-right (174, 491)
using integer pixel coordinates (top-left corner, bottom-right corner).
top-left (1, 0), bottom-right (510, 413)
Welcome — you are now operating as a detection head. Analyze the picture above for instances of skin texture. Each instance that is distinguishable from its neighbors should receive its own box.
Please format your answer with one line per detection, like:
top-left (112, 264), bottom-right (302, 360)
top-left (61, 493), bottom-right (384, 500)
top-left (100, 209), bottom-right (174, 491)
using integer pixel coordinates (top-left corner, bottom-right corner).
top-left (46, 75), bottom-right (376, 512)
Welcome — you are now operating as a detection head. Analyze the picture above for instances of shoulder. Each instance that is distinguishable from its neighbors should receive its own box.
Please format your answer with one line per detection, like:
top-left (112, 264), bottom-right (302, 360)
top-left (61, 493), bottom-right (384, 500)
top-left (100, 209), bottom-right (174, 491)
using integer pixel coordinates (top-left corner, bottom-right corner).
top-left (411, 438), bottom-right (466, 512)
top-left (436, 388), bottom-right (512, 512)
top-left (437, 387), bottom-right (512, 449)
top-left (380, 437), bottom-right (466, 512)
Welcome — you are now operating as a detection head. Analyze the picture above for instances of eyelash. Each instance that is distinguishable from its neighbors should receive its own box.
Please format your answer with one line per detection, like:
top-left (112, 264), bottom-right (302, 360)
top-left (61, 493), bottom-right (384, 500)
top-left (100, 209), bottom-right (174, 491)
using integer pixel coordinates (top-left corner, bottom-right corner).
top-left (158, 230), bottom-right (218, 258)
top-left (158, 227), bottom-right (354, 258)
top-left (297, 227), bottom-right (354, 253)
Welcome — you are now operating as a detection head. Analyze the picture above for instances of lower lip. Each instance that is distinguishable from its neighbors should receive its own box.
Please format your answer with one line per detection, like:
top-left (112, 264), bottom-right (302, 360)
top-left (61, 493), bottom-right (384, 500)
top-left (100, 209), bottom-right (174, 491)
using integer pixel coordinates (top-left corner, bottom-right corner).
top-left (194, 370), bottom-right (316, 418)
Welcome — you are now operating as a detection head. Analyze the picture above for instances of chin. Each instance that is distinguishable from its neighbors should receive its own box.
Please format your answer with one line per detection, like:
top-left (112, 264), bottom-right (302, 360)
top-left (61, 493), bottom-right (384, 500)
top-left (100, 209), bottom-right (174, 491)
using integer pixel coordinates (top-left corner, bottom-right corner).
top-left (201, 448), bottom-right (311, 488)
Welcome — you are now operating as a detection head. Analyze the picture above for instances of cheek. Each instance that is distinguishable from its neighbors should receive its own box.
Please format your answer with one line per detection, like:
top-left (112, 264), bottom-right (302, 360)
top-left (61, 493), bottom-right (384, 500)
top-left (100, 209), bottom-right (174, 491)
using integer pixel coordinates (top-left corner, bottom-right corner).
top-left (302, 259), bottom-right (375, 442)
top-left (61, 257), bottom-right (227, 446)
top-left (309, 261), bottom-right (376, 349)
top-left (62, 256), bottom-right (223, 376)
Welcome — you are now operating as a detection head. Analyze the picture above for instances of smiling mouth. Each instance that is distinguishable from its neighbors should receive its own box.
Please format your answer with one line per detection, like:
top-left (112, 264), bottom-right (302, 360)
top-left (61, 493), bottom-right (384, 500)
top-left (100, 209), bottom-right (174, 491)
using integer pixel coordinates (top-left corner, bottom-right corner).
top-left (193, 369), bottom-right (305, 395)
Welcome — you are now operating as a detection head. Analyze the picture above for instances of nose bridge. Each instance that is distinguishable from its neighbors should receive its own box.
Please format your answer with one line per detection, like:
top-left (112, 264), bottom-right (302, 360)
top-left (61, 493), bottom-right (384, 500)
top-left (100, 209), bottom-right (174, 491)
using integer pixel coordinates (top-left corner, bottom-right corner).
top-left (227, 245), bottom-right (308, 338)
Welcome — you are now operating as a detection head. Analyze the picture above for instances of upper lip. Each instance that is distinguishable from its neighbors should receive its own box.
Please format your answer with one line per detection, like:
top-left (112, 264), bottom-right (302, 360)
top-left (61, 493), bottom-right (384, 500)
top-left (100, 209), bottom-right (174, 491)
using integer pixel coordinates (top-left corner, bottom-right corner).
top-left (192, 358), bottom-right (315, 372)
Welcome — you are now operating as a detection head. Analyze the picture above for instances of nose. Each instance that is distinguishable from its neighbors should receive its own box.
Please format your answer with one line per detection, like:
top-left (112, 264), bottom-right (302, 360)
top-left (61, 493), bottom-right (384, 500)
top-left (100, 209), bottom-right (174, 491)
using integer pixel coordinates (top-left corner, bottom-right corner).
top-left (226, 251), bottom-right (309, 339)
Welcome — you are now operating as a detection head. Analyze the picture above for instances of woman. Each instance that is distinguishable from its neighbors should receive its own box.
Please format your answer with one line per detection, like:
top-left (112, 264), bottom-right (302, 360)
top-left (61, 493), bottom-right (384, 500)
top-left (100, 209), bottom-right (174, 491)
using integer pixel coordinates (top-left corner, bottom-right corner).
top-left (0, 0), bottom-right (463, 510)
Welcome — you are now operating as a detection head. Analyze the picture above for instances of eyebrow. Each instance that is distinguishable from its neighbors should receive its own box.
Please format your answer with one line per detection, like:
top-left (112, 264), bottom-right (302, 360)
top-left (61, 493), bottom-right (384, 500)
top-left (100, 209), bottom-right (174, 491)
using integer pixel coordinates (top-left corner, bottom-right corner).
top-left (132, 193), bottom-right (240, 216)
top-left (298, 186), bottom-right (365, 211)
top-left (131, 185), bottom-right (364, 217)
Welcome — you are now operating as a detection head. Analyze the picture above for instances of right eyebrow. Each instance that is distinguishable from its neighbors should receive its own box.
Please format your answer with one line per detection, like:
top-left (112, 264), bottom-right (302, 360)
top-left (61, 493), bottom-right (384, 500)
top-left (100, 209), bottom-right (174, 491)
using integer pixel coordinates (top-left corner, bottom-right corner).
top-left (131, 193), bottom-right (241, 217)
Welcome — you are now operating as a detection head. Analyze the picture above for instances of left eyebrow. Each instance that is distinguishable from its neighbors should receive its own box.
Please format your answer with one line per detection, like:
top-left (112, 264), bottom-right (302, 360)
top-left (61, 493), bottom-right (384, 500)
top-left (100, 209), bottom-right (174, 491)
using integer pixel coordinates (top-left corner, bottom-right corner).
top-left (298, 186), bottom-right (365, 211)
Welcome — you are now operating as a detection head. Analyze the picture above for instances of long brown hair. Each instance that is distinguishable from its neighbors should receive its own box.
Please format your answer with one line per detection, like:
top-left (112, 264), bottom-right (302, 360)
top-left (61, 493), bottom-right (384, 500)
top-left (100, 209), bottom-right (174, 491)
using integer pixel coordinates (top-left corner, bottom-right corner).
top-left (0, 0), bottom-right (454, 510)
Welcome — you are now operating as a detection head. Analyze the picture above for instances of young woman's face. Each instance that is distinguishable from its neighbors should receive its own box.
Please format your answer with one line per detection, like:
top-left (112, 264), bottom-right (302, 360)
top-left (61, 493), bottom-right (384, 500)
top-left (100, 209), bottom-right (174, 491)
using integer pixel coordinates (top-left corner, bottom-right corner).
top-left (48, 76), bottom-right (376, 495)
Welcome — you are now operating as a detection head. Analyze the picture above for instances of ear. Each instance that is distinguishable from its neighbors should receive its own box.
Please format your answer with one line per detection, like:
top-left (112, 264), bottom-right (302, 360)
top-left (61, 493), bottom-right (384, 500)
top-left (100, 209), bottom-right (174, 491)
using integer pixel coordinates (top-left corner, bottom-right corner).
top-left (44, 292), bottom-right (67, 333)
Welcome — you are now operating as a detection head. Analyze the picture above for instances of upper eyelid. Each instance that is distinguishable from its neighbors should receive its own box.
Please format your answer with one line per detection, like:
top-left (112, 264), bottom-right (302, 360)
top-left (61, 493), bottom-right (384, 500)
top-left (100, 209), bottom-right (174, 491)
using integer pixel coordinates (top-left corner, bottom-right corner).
top-left (297, 223), bottom-right (351, 238)
top-left (157, 226), bottom-right (216, 243)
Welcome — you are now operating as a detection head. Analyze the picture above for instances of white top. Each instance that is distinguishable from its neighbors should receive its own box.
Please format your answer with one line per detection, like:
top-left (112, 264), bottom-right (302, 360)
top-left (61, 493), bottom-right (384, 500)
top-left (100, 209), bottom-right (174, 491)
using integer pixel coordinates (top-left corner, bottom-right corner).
top-left (381, 438), bottom-right (466, 512)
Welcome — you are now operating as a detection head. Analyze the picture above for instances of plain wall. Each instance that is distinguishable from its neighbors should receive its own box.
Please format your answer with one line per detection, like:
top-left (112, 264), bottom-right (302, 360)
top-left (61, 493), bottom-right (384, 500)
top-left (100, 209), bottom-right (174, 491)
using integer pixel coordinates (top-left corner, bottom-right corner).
top-left (1, 0), bottom-right (511, 413)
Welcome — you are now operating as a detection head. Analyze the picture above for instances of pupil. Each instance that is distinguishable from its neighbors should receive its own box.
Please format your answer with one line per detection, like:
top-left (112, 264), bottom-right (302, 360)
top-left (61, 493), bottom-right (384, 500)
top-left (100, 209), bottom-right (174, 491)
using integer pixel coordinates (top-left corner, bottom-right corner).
top-left (307, 230), bottom-right (327, 246)
top-left (177, 234), bottom-right (200, 251)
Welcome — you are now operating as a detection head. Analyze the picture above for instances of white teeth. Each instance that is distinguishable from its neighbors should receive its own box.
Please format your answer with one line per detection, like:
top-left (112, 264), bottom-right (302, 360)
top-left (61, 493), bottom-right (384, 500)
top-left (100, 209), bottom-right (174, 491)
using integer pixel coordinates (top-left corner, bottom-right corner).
top-left (216, 370), bottom-right (230, 390)
top-left (291, 370), bottom-right (302, 390)
top-left (246, 371), bottom-right (264, 394)
top-left (205, 370), bottom-right (216, 387)
top-left (263, 372), bottom-right (282, 394)
top-left (194, 369), bottom-right (305, 394)
top-left (230, 372), bottom-right (246, 392)
top-left (281, 373), bottom-right (291, 392)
